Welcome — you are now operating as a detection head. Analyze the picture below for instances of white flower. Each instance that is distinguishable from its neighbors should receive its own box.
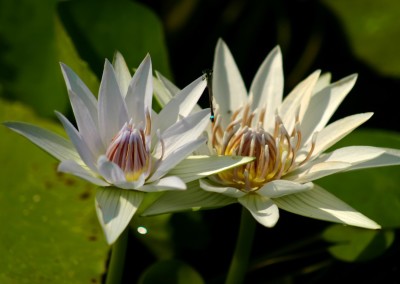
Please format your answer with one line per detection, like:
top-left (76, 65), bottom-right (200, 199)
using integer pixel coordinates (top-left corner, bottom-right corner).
top-left (4, 52), bottom-right (252, 244)
top-left (144, 39), bottom-right (400, 229)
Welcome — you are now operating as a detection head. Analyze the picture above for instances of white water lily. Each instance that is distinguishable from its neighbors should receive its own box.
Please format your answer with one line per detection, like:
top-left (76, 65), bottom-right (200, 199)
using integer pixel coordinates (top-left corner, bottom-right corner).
top-left (144, 39), bottom-right (400, 229)
top-left (4, 52), bottom-right (252, 244)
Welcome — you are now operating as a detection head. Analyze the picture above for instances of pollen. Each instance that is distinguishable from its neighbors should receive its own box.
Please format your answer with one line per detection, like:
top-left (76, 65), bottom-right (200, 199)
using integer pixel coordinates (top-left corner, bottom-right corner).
top-left (211, 103), bottom-right (316, 192)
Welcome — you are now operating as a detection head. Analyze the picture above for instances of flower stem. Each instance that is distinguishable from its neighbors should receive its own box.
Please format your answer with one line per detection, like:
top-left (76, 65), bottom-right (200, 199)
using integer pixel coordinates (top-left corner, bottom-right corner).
top-left (105, 228), bottom-right (128, 284)
top-left (225, 207), bottom-right (256, 284)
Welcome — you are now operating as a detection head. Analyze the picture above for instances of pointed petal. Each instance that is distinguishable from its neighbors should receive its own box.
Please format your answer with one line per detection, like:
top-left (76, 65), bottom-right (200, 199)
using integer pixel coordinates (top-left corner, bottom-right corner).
top-left (4, 121), bottom-right (80, 162)
top-left (288, 146), bottom-right (385, 183)
top-left (249, 46), bottom-right (284, 130)
top-left (279, 70), bottom-right (321, 130)
top-left (344, 147), bottom-right (400, 171)
top-left (148, 137), bottom-right (207, 182)
top-left (98, 60), bottom-right (129, 146)
top-left (58, 160), bottom-right (109, 186)
top-left (97, 156), bottom-right (145, 189)
top-left (95, 188), bottom-right (144, 244)
top-left (141, 181), bottom-right (236, 216)
top-left (125, 54), bottom-right (153, 123)
top-left (56, 112), bottom-right (97, 171)
top-left (168, 155), bottom-right (255, 183)
top-left (312, 113), bottom-right (373, 158)
top-left (273, 184), bottom-right (381, 229)
top-left (153, 109), bottom-right (210, 158)
top-left (68, 90), bottom-right (105, 157)
top-left (200, 178), bottom-right (245, 198)
top-left (257, 180), bottom-right (313, 198)
top-left (113, 51), bottom-right (132, 97)
top-left (156, 71), bottom-right (180, 97)
top-left (238, 194), bottom-right (279, 227)
top-left (60, 63), bottom-right (98, 126)
top-left (158, 76), bottom-right (207, 131)
top-left (213, 39), bottom-right (248, 128)
top-left (140, 176), bottom-right (186, 192)
top-left (300, 74), bottom-right (358, 144)
top-left (313, 72), bottom-right (331, 94)
top-left (286, 161), bottom-right (351, 183)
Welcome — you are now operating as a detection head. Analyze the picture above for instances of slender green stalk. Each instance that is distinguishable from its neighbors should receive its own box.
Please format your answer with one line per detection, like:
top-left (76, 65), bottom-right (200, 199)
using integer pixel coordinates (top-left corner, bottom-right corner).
top-left (105, 228), bottom-right (129, 284)
top-left (225, 207), bottom-right (257, 284)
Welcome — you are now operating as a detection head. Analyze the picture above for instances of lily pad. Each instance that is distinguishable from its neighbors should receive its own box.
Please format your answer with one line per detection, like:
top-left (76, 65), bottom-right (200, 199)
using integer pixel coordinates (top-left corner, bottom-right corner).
top-left (322, 0), bottom-right (400, 77)
top-left (322, 225), bottom-right (394, 262)
top-left (318, 129), bottom-right (400, 228)
top-left (58, 0), bottom-right (172, 78)
top-left (0, 99), bottom-right (109, 283)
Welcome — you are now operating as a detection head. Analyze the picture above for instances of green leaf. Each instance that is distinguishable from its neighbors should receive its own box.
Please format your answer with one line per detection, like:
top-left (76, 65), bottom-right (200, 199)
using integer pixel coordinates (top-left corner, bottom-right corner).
top-left (0, 99), bottom-right (109, 283)
top-left (138, 260), bottom-right (204, 284)
top-left (318, 129), bottom-right (400, 228)
top-left (58, 0), bottom-right (172, 78)
top-left (322, 0), bottom-right (400, 77)
top-left (322, 225), bottom-right (395, 262)
top-left (0, 0), bottom-right (69, 116)
top-left (55, 15), bottom-right (99, 96)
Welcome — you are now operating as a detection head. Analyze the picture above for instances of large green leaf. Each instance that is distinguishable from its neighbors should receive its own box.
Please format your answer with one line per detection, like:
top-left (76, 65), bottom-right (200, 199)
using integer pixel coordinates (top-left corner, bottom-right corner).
top-left (58, 0), bottom-right (172, 78)
top-left (0, 0), bottom-right (69, 116)
top-left (0, 99), bottom-right (109, 283)
top-left (318, 129), bottom-right (400, 228)
top-left (322, 225), bottom-right (395, 262)
top-left (323, 0), bottom-right (400, 77)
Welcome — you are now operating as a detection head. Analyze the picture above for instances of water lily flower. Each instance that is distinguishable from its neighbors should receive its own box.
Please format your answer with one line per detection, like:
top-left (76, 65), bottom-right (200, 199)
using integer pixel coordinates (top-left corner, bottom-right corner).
top-left (144, 39), bottom-right (400, 229)
top-left (4, 52), bottom-right (252, 244)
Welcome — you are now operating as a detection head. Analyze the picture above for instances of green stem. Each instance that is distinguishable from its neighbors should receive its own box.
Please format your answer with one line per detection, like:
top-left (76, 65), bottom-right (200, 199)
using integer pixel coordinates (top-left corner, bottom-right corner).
top-left (225, 207), bottom-right (257, 284)
top-left (105, 228), bottom-right (128, 284)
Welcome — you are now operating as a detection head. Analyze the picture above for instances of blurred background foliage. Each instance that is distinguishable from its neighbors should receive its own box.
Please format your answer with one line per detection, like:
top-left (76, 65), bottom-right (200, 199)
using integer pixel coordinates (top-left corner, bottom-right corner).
top-left (1, 0), bottom-right (400, 283)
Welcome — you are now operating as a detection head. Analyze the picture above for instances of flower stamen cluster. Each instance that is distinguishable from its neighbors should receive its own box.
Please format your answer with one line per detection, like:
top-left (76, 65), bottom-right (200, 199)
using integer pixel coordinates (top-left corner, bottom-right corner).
top-left (211, 103), bottom-right (316, 192)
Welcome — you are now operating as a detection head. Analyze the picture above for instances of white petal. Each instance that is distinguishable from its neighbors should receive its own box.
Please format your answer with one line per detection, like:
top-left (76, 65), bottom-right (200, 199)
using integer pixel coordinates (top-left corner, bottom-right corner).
top-left (4, 121), bottom-right (80, 162)
top-left (344, 147), bottom-right (400, 171)
top-left (200, 178), bottom-right (246, 198)
top-left (273, 184), bottom-right (381, 229)
top-left (58, 160), bottom-right (109, 186)
top-left (149, 137), bottom-right (207, 182)
top-left (153, 74), bottom-right (174, 108)
top-left (157, 76), bottom-right (206, 131)
top-left (300, 74), bottom-right (357, 145)
top-left (288, 146), bottom-right (386, 183)
top-left (238, 194), bottom-right (279, 227)
top-left (141, 181), bottom-right (236, 216)
top-left (68, 91), bottom-right (105, 157)
top-left (97, 156), bottom-right (145, 189)
top-left (312, 113), bottom-right (373, 158)
top-left (249, 46), bottom-right (284, 130)
top-left (140, 176), bottom-right (186, 192)
top-left (279, 70), bottom-right (321, 131)
top-left (313, 72), bottom-right (331, 93)
top-left (213, 39), bottom-right (248, 128)
top-left (168, 155), bottom-right (254, 183)
top-left (56, 111), bottom-right (97, 171)
top-left (98, 60), bottom-right (129, 146)
top-left (285, 161), bottom-right (351, 183)
top-left (153, 109), bottom-right (210, 158)
top-left (156, 71), bottom-right (180, 96)
top-left (95, 188), bottom-right (144, 244)
top-left (113, 51), bottom-right (132, 97)
top-left (60, 63), bottom-right (98, 127)
top-left (124, 54), bottom-right (153, 124)
top-left (257, 180), bottom-right (313, 198)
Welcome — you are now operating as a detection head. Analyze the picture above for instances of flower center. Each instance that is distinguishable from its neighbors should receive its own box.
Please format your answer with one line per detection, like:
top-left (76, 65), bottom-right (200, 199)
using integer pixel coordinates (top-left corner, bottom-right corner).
top-left (106, 114), bottom-right (153, 182)
top-left (211, 103), bottom-right (316, 192)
